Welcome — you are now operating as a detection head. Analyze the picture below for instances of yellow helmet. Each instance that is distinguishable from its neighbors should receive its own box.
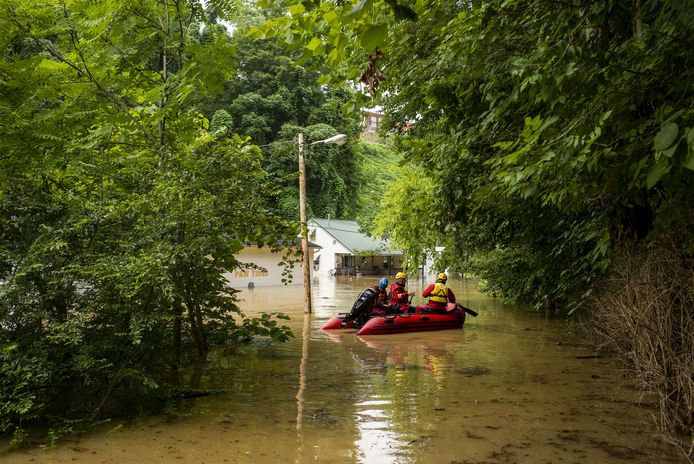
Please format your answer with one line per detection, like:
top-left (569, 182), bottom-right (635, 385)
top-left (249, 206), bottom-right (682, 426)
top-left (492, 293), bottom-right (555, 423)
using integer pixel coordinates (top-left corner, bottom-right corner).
top-left (395, 272), bottom-right (407, 280)
top-left (437, 272), bottom-right (447, 282)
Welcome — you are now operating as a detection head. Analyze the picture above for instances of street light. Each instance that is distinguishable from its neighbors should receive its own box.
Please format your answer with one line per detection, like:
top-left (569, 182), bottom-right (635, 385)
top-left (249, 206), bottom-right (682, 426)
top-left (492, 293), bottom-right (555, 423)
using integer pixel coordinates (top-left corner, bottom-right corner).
top-left (298, 132), bottom-right (347, 314)
top-left (311, 133), bottom-right (347, 146)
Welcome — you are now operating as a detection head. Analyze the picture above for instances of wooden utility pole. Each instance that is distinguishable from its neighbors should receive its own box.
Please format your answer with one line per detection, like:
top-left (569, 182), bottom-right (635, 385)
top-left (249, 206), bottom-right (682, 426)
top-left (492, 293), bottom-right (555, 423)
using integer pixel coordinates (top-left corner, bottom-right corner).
top-left (298, 133), bottom-right (312, 314)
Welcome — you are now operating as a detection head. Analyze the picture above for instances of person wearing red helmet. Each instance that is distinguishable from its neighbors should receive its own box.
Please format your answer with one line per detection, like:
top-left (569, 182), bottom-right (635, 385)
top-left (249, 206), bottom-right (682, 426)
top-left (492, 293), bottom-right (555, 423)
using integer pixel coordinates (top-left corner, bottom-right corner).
top-left (420, 272), bottom-right (456, 313)
top-left (389, 272), bottom-right (414, 313)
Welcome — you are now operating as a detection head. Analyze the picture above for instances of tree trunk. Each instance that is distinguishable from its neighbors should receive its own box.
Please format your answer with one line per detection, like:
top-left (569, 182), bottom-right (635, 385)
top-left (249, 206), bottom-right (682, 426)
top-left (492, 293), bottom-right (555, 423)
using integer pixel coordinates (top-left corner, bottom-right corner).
top-left (633, 0), bottom-right (643, 39)
top-left (171, 298), bottom-right (182, 386)
top-left (186, 302), bottom-right (208, 388)
top-left (545, 297), bottom-right (557, 318)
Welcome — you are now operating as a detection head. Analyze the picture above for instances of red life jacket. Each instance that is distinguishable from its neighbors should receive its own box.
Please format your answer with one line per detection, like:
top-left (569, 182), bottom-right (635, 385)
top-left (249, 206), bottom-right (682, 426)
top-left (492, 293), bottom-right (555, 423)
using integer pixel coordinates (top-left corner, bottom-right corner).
top-left (389, 282), bottom-right (408, 310)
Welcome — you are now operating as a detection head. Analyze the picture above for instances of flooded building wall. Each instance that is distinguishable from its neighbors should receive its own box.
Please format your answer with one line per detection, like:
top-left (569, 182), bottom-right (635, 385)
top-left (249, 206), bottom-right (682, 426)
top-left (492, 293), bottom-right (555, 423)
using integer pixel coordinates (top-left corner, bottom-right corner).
top-left (224, 246), bottom-right (314, 288)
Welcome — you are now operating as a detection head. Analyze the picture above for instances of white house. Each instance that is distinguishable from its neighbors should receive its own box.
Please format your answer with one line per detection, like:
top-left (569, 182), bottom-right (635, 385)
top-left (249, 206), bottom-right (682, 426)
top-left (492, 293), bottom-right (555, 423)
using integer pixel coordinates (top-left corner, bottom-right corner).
top-left (422, 246), bottom-right (446, 279)
top-left (308, 218), bottom-right (404, 277)
top-left (223, 240), bottom-right (320, 289)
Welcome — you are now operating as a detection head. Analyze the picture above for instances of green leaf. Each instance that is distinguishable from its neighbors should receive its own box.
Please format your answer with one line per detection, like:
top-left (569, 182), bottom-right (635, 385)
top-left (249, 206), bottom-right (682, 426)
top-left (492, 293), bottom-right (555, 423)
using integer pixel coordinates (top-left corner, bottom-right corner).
top-left (324, 10), bottom-right (339, 23)
top-left (306, 37), bottom-right (323, 53)
top-left (683, 128), bottom-right (694, 171)
top-left (288, 4), bottom-right (305, 15)
top-left (653, 122), bottom-right (678, 151)
top-left (646, 160), bottom-right (671, 188)
top-left (359, 24), bottom-right (388, 51)
top-left (661, 142), bottom-right (678, 158)
top-left (600, 110), bottom-right (613, 123)
top-left (2, 344), bottom-right (18, 353)
top-left (247, 27), bottom-right (263, 39)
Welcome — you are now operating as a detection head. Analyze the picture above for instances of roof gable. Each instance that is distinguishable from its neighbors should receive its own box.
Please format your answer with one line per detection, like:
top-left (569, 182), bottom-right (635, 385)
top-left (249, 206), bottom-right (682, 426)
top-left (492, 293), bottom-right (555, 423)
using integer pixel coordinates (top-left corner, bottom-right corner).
top-left (309, 218), bottom-right (400, 255)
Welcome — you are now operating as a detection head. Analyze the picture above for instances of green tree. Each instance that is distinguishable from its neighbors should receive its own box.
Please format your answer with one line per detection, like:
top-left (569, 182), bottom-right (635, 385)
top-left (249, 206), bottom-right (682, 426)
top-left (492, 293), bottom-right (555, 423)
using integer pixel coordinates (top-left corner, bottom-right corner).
top-left (197, 8), bottom-right (364, 221)
top-left (260, 0), bottom-right (694, 309)
top-left (199, 30), bottom-right (338, 145)
top-left (355, 140), bottom-right (400, 234)
top-left (380, 0), bottom-right (693, 310)
top-left (0, 0), bottom-right (295, 436)
top-left (210, 109), bottom-right (234, 132)
top-left (258, 1), bottom-right (694, 452)
top-left (266, 123), bottom-right (360, 220)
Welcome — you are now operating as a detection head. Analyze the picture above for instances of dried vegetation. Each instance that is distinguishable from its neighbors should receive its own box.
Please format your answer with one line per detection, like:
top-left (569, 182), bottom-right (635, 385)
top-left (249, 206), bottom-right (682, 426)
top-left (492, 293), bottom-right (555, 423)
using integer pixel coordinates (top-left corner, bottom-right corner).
top-left (588, 244), bottom-right (694, 461)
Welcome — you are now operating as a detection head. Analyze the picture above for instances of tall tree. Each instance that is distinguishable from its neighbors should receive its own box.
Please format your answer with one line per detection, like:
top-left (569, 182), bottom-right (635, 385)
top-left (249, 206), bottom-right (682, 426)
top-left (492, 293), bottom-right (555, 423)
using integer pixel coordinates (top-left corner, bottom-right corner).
top-left (0, 0), bottom-right (294, 436)
top-left (257, 0), bottom-right (694, 453)
top-left (258, 0), bottom-right (694, 309)
top-left (198, 8), bottom-right (364, 220)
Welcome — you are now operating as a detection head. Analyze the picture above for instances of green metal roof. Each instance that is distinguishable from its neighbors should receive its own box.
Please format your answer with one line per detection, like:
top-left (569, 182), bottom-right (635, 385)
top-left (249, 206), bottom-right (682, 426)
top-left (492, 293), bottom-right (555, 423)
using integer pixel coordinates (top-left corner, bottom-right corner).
top-left (309, 218), bottom-right (401, 255)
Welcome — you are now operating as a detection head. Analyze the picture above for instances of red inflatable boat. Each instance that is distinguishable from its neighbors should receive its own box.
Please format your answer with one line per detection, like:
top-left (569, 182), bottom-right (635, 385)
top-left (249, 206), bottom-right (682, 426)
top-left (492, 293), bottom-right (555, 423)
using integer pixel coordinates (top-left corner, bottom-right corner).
top-left (321, 303), bottom-right (467, 336)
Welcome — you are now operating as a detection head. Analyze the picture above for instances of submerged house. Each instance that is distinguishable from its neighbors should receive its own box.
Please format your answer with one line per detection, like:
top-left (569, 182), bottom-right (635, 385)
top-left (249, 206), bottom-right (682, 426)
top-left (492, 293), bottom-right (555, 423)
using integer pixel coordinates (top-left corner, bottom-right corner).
top-left (223, 239), bottom-right (320, 289)
top-left (308, 218), bottom-right (404, 277)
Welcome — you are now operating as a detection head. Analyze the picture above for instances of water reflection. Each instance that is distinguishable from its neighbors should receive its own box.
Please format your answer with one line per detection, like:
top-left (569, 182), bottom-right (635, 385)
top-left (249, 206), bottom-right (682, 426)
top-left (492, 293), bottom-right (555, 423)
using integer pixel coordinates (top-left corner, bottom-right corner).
top-left (346, 332), bottom-right (470, 462)
top-left (295, 312), bottom-right (311, 463)
top-left (354, 394), bottom-right (400, 463)
top-left (3, 276), bottom-right (686, 464)
top-left (358, 332), bottom-right (463, 392)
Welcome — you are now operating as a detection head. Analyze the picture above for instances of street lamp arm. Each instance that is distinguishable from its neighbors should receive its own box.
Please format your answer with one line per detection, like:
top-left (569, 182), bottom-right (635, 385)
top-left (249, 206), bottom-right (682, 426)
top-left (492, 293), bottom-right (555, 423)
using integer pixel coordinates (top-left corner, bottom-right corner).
top-left (310, 133), bottom-right (347, 145)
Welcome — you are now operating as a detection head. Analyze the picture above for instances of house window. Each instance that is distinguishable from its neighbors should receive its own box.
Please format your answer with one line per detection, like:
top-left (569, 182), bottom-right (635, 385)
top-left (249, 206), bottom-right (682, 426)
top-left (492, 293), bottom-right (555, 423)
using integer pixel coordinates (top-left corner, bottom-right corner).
top-left (333, 239), bottom-right (336, 245)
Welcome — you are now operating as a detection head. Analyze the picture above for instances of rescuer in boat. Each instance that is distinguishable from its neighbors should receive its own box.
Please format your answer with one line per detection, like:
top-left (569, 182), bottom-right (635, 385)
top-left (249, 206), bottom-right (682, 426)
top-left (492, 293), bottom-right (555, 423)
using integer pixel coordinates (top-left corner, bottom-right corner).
top-left (420, 272), bottom-right (456, 314)
top-left (346, 277), bottom-right (390, 326)
top-left (369, 277), bottom-right (390, 315)
top-left (389, 272), bottom-right (415, 313)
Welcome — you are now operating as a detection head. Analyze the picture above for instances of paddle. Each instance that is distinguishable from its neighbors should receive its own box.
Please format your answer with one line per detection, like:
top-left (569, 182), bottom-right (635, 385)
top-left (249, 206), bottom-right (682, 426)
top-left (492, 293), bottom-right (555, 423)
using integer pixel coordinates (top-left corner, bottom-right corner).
top-left (451, 304), bottom-right (478, 317)
top-left (404, 292), bottom-right (419, 313)
top-left (461, 306), bottom-right (478, 317)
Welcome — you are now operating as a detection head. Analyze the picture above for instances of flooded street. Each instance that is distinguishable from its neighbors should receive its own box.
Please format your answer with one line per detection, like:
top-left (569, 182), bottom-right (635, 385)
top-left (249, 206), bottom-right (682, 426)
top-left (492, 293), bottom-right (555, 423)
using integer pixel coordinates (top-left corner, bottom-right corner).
top-left (5, 277), bottom-right (685, 463)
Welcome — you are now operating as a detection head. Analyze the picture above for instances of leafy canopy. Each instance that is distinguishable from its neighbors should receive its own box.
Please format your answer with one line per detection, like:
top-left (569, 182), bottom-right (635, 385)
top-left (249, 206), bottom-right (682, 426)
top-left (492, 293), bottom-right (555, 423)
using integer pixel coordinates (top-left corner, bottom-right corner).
top-left (0, 0), bottom-right (296, 435)
top-left (260, 0), bottom-right (694, 312)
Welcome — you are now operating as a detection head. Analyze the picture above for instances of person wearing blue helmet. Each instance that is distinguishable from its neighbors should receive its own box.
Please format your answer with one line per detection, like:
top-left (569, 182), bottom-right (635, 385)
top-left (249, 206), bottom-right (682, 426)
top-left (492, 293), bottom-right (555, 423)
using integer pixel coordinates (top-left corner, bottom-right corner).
top-left (346, 277), bottom-right (390, 326)
top-left (370, 277), bottom-right (390, 315)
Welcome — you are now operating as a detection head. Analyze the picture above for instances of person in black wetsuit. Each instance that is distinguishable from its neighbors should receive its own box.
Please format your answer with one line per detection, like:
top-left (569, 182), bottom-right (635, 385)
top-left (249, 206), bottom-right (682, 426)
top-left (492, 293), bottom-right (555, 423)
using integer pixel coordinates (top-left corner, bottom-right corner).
top-left (346, 277), bottom-right (389, 326)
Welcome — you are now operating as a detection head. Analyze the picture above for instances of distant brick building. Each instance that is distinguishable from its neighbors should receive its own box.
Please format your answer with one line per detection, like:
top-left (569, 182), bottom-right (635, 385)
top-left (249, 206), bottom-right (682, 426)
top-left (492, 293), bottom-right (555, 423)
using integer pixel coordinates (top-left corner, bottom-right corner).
top-left (362, 108), bottom-right (383, 142)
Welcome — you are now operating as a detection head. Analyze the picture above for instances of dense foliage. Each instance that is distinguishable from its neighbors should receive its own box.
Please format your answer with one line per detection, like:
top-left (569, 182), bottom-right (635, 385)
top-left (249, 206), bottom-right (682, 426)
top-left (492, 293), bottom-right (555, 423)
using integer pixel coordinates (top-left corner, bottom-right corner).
top-left (373, 0), bottom-right (694, 312)
top-left (261, 0), bottom-right (694, 453)
top-left (199, 16), bottom-right (364, 221)
top-left (261, 0), bottom-right (694, 310)
top-left (354, 140), bottom-right (399, 233)
top-left (0, 0), bottom-right (300, 438)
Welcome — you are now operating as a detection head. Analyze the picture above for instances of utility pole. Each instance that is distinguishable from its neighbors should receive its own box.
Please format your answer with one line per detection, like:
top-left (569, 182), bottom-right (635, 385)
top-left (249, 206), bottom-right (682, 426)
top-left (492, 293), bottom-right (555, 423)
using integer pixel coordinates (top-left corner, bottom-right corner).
top-left (298, 133), bottom-right (312, 314)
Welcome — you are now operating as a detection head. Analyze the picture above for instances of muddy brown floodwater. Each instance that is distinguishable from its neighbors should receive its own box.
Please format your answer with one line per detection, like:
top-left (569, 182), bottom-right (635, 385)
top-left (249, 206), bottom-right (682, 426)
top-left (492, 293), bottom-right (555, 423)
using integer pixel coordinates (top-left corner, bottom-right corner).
top-left (4, 277), bottom-right (687, 463)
